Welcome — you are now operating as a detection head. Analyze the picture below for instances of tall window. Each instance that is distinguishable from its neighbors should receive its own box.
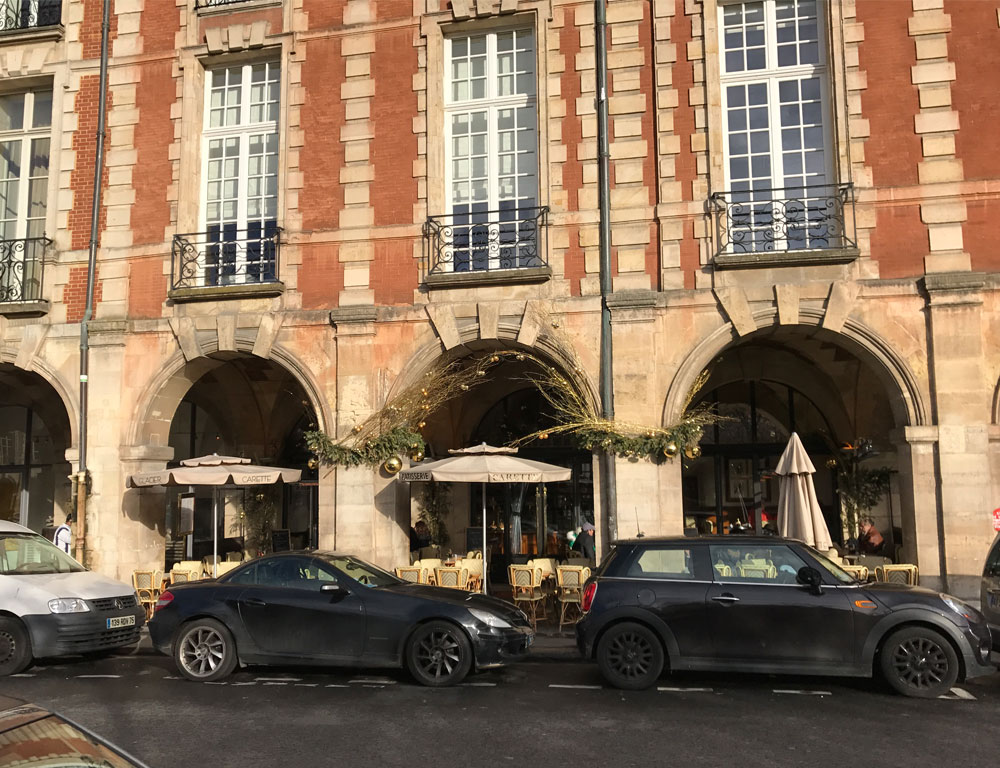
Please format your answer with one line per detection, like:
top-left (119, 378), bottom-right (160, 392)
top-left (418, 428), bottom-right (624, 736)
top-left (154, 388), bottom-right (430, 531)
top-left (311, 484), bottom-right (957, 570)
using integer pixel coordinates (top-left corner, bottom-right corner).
top-left (718, 0), bottom-right (836, 252)
top-left (201, 62), bottom-right (279, 285)
top-left (442, 29), bottom-right (540, 272)
top-left (0, 90), bottom-right (50, 301)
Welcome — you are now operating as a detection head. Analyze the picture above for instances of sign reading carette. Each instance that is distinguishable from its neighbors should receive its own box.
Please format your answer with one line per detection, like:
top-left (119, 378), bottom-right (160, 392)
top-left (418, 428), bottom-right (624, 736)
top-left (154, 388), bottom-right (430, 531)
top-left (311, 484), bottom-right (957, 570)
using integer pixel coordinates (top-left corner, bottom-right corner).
top-left (993, 508), bottom-right (1000, 532)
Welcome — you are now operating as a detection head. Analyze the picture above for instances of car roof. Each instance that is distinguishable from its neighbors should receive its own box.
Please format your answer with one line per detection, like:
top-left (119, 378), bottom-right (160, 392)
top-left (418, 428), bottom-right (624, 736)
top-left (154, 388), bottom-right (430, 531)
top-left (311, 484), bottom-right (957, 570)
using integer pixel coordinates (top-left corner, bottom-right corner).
top-left (0, 520), bottom-right (33, 534)
top-left (613, 535), bottom-right (809, 546)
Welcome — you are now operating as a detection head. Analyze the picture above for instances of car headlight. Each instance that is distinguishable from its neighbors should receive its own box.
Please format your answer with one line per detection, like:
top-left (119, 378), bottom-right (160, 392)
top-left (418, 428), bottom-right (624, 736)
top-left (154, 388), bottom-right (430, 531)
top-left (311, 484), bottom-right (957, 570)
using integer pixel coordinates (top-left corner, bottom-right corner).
top-left (940, 594), bottom-right (977, 620)
top-left (48, 598), bottom-right (90, 614)
top-left (469, 608), bottom-right (512, 629)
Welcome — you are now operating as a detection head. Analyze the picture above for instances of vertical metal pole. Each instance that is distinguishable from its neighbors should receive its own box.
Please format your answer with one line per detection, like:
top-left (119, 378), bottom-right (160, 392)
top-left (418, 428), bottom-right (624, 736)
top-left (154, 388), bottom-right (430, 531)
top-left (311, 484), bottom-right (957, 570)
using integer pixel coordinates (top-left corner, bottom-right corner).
top-left (481, 481), bottom-right (487, 594)
top-left (76, 0), bottom-right (112, 564)
top-left (595, 0), bottom-right (618, 546)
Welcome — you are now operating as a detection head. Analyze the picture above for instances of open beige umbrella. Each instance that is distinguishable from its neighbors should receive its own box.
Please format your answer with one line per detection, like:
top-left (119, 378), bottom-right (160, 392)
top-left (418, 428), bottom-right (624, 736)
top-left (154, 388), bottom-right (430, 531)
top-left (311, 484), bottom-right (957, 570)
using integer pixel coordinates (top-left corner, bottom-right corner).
top-left (398, 443), bottom-right (571, 593)
top-left (775, 433), bottom-right (833, 551)
top-left (127, 454), bottom-right (302, 576)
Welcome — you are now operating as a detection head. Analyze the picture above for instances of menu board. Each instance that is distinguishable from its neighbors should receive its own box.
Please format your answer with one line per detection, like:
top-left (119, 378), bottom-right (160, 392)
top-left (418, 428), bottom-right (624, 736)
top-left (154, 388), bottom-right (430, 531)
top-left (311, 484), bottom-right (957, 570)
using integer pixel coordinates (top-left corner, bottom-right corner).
top-left (271, 528), bottom-right (291, 552)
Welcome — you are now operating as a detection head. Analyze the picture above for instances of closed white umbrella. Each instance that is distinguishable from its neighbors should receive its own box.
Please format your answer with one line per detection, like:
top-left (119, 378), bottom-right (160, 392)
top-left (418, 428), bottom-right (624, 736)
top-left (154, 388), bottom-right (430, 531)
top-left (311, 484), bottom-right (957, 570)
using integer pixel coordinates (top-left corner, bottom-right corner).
top-left (775, 433), bottom-right (833, 551)
top-left (398, 443), bottom-right (571, 593)
top-left (127, 454), bottom-right (302, 576)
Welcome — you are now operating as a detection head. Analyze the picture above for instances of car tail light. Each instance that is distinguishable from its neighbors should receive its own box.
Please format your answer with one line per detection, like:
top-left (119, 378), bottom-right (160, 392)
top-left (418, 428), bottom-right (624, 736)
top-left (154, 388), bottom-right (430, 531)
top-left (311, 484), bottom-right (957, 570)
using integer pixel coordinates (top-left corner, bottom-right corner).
top-left (581, 582), bottom-right (598, 613)
top-left (154, 591), bottom-right (174, 613)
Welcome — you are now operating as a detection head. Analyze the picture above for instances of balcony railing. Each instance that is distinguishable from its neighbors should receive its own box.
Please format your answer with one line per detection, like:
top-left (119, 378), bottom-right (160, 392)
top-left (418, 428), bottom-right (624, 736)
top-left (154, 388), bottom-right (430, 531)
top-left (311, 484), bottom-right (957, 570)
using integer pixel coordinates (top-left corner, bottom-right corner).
top-left (0, 0), bottom-right (61, 31)
top-left (0, 237), bottom-right (49, 303)
top-left (424, 206), bottom-right (548, 276)
top-left (709, 183), bottom-right (856, 258)
top-left (195, 0), bottom-right (259, 8)
top-left (171, 226), bottom-right (281, 291)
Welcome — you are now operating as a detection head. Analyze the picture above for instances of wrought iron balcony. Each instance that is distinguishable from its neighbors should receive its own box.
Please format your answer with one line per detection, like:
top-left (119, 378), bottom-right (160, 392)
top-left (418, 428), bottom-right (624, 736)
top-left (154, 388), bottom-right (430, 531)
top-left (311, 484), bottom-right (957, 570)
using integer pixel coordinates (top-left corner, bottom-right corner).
top-left (171, 226), bottom-right (281, 291)
top-left (424, 206), bottom-right (548, 276)
top-left (195, 0), bottom-right (259, 7)
top-left (0, 0), bottom-right (61, 31)
top-left (0, 237), bottom-right (49, 303)
top-left (709, 183), bottom-right (856, 259)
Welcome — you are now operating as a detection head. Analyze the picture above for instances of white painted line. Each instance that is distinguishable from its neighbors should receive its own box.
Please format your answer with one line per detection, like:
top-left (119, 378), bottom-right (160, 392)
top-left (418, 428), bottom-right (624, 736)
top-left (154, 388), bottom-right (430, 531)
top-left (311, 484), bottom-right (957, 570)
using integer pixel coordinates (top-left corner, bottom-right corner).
top-left (231, 682), bottom-right (257, 687)
top-left (349, 678), bottom-right (397, 685)
top-left (163, 676), bottom-right (183, 680)
top-left (325, 684), bottom-right (349, 688)
top-left (76, 674), bottom-right (121, 679)
top-left (657, 686), bottom-right (713, 693)
top-left (940, 687), bottom-right (976, 701)
top-left (205, 681), bottom-right (227, 686)
top-left (255, 677), bottom-right (301, 682)
top-left (263, 682), bottom-right (288, 686)
top-left (461, 682), bottom-right (497, 687)
top-left (294, 683), bottom-right (318, 688)
top-left (362, 685), bottom-right (386, 689)
top-left (773, 689), bottom-right (831, 696)
top-left (548, 684), bottom-right (602, 690)
top-left (10, 674), bottom-right (34, 678)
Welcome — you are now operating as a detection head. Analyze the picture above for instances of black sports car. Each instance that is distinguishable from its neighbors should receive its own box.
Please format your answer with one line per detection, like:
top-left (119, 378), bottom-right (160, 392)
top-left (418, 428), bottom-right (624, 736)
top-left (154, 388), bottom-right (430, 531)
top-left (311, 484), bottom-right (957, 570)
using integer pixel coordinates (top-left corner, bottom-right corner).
top-left (149, 551), bottom-right (533, 686)
top-left (576, 536), bottom-right (995, 697)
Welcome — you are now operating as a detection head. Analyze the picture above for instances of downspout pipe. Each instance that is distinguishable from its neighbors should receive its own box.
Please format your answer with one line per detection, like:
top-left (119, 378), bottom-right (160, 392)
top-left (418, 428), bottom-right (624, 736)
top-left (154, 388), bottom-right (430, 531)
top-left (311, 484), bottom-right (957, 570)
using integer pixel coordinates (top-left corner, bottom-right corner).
top-left (76, 0), bottom-right (112, 563)
top-left (595, 0), bottom-right (618, 546)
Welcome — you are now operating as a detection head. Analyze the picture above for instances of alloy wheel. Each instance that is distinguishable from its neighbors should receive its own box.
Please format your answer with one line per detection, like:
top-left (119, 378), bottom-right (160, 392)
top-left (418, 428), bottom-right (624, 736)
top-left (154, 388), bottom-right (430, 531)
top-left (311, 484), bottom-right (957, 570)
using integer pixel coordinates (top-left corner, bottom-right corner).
top-left (0, 630), bottom-right (14, 665)
top-left (179, 626), bottom-right (227, 678)
top-left (414, 630), bottom-right (462, 680)
top-left (606, 630), bottom-right (655, 680)
top-left (889, 636), bottom-right (949, 691)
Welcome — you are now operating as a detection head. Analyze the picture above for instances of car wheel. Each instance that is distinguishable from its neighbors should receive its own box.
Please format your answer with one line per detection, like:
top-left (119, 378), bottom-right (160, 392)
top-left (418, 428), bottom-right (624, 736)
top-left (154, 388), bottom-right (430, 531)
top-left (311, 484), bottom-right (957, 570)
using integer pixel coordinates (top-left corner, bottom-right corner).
top-left (879, 626), bottom-right (959, 698)
top-left (0, 617), bottom-right (32, 676)
top-left (174, 618), bottom-right (238, 682)
top-left (406, 620), bottom-right (473, 687)
top-left (596, 621), bottom-right (664, 690)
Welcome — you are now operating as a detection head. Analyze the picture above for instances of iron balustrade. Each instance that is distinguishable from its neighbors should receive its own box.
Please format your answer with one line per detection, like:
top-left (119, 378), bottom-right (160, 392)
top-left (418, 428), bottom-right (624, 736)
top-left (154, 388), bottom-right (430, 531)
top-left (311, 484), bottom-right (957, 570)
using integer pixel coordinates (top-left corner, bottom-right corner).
top-left (0, 0), bottom-right (61, 31)
top-left (709, 183), bottom-right (856, 257)
top-left (0, 236), bottom-right (49, 302)
top-left (171, 226), bottom-right (281, 290)
top-left (195, 0), bottom-right (259, 7)
top-left (424, 206), bottom-right (548, 275)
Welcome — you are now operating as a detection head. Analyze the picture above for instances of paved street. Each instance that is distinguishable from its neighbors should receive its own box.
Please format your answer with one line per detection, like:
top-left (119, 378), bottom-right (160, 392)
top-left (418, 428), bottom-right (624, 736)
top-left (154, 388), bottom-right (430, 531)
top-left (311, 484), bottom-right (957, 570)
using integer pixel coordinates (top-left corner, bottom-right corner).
top-left (3, 633), bottom-right (998, 768)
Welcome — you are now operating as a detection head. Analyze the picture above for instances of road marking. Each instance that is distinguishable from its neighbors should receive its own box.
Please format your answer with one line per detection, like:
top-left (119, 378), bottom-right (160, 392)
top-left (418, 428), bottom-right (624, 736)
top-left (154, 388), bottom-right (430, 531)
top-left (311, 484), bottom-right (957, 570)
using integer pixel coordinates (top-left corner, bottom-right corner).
top-left (349, 678), bottom-right (396, 685)
top-left (10, 674), bottom-right (34, 678)
top-left (255, 677), bottom-right (301, 682)
top-left (163, 676), bottom-right (183, 680)
top-left (75, 674), bottom-right (121, 679)
top-left (205, 681), bottom-right (228, 686)
top-left (263, 682), bottom-right (288, 686)
top-left (548, 684), bottom-right (602, 690)
top-left (294, 683), bottom-right (318, 688)
top-left (231, 682), bottom-right (257, 687)
top-left (325, 684), bottom-right (349, 688)
top-left (657, 686), bottom-right (713, 693)
top-left (773, 689), bottom-right (831, 696)
top-left (461, 682), bottom-right (497, 687)
top-left (939, 687), bottom-right (976, 701)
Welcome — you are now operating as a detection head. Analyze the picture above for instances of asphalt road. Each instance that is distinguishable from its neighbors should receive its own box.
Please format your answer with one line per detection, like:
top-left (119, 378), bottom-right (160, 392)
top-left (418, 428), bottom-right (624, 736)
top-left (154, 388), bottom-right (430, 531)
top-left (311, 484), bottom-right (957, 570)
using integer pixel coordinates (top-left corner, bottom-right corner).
top-left (3, 639), bottom-right (998, 768)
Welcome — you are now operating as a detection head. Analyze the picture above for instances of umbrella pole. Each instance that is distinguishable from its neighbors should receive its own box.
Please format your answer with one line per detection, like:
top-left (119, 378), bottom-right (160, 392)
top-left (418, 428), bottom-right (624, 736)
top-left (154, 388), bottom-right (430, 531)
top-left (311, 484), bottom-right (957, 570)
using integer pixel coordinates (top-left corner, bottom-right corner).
top-left (481, 481), bottom-right (487, 595)
top-left (213, 488), bottom-right (219, 578)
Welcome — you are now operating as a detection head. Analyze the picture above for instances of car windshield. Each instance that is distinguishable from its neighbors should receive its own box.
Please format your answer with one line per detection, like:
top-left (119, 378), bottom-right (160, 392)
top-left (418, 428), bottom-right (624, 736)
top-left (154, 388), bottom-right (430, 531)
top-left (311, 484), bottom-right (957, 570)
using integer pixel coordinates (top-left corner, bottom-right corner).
top-left (316, 554), bottom-right (401, 587)
top-left (809, 548), bottom-right (856, 584)
top-left (0, 533), bottom-right (86, 575)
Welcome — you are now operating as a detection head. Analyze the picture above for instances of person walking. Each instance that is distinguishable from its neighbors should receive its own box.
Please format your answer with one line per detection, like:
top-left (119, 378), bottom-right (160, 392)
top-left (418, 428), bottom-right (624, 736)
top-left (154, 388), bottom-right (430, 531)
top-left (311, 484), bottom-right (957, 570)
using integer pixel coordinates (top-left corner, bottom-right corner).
top-left (572, 521), bottom-right (597, 563)
top-left (53, 513), bottom-right (74, 554)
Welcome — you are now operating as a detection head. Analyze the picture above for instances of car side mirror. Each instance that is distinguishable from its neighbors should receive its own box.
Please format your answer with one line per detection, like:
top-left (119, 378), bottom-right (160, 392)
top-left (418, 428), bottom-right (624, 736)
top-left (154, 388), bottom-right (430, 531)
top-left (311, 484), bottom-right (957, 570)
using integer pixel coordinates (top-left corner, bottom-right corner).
top-left (796, 566), bottom-right (823, 595)
top-left (320, 583), bottom-right (347, 597)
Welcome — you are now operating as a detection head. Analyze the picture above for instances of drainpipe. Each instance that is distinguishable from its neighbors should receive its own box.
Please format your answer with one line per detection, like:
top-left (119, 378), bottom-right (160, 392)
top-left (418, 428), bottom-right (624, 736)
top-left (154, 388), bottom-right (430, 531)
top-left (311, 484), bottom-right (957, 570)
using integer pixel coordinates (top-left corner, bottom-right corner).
top-left (595, 0), bottom-right (618, 546)
top-left (76, 0), bottom-right (112, 564)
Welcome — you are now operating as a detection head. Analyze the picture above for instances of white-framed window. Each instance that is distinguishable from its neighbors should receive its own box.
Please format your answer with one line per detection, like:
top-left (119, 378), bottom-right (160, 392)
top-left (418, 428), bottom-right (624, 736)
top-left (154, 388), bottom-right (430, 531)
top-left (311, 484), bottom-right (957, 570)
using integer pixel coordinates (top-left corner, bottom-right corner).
top-left (0, 90), bottom-right (51, 301)
top-left (719, 0), bottom-right (836, 252)
top-left (442, 28), bottom-right (540, 272)
top-left (200, 61), bottom-right (279, 285)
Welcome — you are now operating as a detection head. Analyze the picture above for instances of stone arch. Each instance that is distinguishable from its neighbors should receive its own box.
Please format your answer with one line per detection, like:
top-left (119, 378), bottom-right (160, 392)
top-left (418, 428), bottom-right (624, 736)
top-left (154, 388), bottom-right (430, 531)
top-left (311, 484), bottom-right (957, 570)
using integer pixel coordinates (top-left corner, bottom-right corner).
top-left (126, 340), bottom-right (331, 454)
top-left (662, 308), bottom-right (928, 431)
top-left (0, 347), bottom-right (79, 451)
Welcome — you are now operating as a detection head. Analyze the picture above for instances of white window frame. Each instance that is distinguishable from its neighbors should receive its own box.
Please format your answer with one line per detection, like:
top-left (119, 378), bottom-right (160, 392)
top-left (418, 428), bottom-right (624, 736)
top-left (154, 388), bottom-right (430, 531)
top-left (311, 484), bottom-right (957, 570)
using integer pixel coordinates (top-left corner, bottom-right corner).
top-left (0, 90), bottom-right (51, 243)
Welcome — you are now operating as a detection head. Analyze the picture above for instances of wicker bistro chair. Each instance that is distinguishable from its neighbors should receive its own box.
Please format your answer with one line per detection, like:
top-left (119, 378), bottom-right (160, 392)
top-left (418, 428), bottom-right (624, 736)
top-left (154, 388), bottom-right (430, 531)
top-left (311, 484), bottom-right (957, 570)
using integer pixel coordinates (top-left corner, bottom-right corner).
top-left (509, 565), bottom-right (547, 629)
top-left (463, 557), bottom-right (485, 592)
top-left (876, 563), bottom-right (919, 585)
top-left (132, 570), bottom-right (158, 619)
top-left (737, 564), bottom-right (777, 580)
top-left (169, 568), bottom-right (199, 584)
top-left (395, 566), bottom-right (428, 584)
top-left (555, 565), bottom-right (591, 630)
top-left (841, 564), bottom-right (870, 582)
top-left (414, 559), bottom-right (443, 584)
top-left (712, 562), bottom-right (732, 579)
top-left (435, 566), bottom-right (470, 590)
top-left (215, 561), bottom-right (241, 577)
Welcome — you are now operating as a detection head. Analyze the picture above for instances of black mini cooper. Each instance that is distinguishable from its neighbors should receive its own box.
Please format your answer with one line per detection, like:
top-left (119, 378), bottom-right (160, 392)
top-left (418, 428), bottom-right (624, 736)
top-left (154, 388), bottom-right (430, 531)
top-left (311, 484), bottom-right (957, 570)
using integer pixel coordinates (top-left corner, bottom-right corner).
top-left (576, 536), bottom-right (994, 697)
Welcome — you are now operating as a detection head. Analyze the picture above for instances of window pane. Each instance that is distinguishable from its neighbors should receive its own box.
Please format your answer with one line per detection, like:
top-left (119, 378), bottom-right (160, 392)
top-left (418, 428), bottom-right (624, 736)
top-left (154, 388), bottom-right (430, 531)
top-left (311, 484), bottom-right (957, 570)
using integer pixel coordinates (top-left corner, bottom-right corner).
top-left (31, 92), bottom-right (52, 129)
top-left (627, 548), bottom-right (695, 579)
top-left (0, 95), bottom-right (24, 132)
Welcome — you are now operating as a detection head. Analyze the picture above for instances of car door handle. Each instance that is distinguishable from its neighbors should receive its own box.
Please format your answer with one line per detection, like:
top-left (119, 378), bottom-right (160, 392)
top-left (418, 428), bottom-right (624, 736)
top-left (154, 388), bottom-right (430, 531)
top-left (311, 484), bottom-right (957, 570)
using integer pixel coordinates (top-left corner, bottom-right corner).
top-left (711, 594), bottom-right (740, 603)
top-left (243, 597), bottom-right (267, 607)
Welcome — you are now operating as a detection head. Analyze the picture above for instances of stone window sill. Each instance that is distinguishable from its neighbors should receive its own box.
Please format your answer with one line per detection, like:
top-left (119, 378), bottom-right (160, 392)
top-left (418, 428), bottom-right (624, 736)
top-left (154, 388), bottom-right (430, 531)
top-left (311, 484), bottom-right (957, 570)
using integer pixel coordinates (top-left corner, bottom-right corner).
top-left (168, 282), bottom-right (284, 302)
top-left (713, 247), bottom-right (860, 270)
top-left (425, 266), bottom-right (552, 289)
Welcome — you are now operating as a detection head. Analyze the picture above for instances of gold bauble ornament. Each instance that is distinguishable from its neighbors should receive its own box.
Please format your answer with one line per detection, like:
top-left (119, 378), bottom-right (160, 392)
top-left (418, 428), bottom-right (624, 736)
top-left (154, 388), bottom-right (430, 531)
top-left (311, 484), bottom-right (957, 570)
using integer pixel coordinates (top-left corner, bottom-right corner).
top-left (383, 456), bottom-right (403, 475)
top-left (539, 432), bottom-right (549, 440)
top-left (516, 354), bottom-right (526, 361)
top-left (307, 458), bottom-right (318, 469)
top-left (418, 421), bottom-right (426, 429)
top-left (663, 441), bottom-right (679, 458)
top-left (410, 449), bottom-right (425, 462)
top-left (352, 425), bottom-right (362, 434)
top-left (684, 444), bottom-right (702, 460)
top-left (490, 355), bottom-right (500, 363)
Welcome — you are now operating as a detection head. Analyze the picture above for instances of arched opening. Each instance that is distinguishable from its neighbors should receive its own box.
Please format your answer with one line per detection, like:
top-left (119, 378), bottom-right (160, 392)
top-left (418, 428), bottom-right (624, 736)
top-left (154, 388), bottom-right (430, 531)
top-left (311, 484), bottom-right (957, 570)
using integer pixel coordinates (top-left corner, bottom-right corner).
top-left (0, 365), bottom-right (72, 534)
top-left (156, 354), bottom-right (318, 567)
top-left (682, 327), bottom-right (902, 553)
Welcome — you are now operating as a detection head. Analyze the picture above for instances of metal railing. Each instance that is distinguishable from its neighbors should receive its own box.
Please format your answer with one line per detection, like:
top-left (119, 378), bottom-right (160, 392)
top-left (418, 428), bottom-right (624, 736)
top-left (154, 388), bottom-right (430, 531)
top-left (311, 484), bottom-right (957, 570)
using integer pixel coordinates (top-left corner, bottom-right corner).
top-left (171, 226), bottom-right (281, 290)
top-left (709, 183), bottom-right (856, 256)
top-left (424, 206), bottom-right (548, 275)
top-left (0, 0), bottom-right (61, 31)
top-left (0, 236), bottom-right (49, 302)
top-left (195, 0), bottom-right (259, 7)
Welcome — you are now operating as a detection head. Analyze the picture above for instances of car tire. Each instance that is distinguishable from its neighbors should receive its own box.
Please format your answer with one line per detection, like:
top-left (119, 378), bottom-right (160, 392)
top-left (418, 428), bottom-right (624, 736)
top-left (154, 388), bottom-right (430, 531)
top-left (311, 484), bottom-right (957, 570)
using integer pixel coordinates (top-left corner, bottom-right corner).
top-left (405, 620), bottom-right (473, 687)
top-left (0, 617), bottom-right (32, 676)
top-left (173, 618), bottom-right (239, 682)
top-left (879, 626), bottom-right (959, 698)
top-left (596, 621), bottom-right (664, 690)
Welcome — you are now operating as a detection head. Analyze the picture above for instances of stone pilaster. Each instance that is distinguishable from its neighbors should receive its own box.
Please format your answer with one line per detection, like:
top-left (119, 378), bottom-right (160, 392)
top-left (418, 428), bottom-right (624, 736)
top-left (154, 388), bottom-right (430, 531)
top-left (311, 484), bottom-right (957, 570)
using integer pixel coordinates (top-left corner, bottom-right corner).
top-left (574, 3), bottom-right (600, 296)
top-left (652, 0), bottom-right (681, 288)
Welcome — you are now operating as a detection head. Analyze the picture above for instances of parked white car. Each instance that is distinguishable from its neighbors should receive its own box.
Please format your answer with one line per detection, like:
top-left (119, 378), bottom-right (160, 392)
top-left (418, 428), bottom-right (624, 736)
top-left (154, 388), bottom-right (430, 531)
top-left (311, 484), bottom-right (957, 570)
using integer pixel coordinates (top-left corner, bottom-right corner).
top-left (0, 520), bottom-right (145, 675)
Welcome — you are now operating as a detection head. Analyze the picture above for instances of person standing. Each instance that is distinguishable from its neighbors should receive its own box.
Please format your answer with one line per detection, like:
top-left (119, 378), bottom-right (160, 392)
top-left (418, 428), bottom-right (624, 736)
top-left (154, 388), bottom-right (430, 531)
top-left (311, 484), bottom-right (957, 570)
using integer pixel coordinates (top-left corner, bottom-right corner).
top-left (857, 516), bottom-right (885, 556)
top-left (572, 521), bottom-right (597, 562)
top-left (53, 513), bottom-right (74, 554)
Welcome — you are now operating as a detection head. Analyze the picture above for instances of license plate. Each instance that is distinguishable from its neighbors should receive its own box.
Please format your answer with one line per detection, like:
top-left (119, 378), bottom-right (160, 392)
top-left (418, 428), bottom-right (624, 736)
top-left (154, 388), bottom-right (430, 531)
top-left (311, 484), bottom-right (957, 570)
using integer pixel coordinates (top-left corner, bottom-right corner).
top-left (106, 615), bottom-right (135, 629)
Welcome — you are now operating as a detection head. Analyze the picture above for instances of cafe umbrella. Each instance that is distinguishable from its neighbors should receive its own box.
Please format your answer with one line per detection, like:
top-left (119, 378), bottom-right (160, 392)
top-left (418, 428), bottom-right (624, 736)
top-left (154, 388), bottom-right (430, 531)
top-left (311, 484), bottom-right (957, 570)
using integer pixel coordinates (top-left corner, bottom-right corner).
top-left (126, 454), bottom-right (302, 576)
top-left (398, 443), bottom-right (571, 594)
top-left (775, 432), bottom-right (833, 551)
